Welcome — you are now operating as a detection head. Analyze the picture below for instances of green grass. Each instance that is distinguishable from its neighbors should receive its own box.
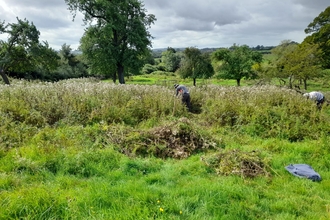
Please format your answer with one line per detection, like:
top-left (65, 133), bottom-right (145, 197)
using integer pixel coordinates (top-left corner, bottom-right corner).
top-left (1, 134), bottom-right (330, 219)
top-left (124, 74), bottom-right (251, 87)
top-left (1, 78), bottom-right (330, 219)
top-left (123, 72), bottom-right (330, 89)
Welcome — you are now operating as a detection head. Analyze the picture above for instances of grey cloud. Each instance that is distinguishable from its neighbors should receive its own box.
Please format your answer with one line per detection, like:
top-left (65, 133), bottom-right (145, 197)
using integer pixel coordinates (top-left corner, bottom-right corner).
top-left (0, 0), bottom-right (84, 49)
top-left (292, 0), bottom-right (329, 11)
top-left (0, 1), bottom-right (74, 29)
top-left (5, 0), bottom-right (64, 8)
top-left (166, 16), bottom-right (214, 32)
top-left (22, 9), bottom-right (71, 29)
top-left (145, 0), bottom-right (250, 28)
top-left (144, 0), bottom-right (329, 48)
top-left (1, 0), bottom-right (329, 50)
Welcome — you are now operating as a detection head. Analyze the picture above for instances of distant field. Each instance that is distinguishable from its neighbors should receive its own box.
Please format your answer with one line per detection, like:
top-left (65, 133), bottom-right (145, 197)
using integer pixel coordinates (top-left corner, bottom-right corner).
top-left (122, 73), bottom-right (330, 92)
top-left (125, 75), bottom-right (243, 87)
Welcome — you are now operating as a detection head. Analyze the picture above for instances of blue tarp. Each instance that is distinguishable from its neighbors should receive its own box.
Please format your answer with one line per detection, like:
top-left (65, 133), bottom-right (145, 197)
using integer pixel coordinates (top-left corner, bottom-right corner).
top-left (285, 164), bottom-right (321, 182)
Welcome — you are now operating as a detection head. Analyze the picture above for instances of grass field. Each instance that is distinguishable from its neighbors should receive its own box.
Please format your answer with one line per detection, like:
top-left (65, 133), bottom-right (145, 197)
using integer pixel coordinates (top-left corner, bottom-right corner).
top-left (125, 73), bottom-right (330, 92)
top-left (1, 77), bottom-right (330, 219)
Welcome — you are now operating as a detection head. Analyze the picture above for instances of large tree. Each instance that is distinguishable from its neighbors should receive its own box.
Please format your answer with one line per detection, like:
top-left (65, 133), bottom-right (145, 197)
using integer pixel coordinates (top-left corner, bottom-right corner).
top-left (304, 6), bottom-right (330, 68)
top-left (59, 44), bottom-right (76, 66)
top-left (267, 40), bottom-right (322, 90)
top-left (0, 18), bottom-right (59, 84)
top-left (178, 47), bottom-right (214, 86)
top-left (161, 47), bottom-right (181, 72)
top-left (30, 41), bottom-right (61, 78)
top-left (65, 0), bottom-right (156, 84)
top-left (287, 42), bottom-right (322, 90)
top-left (211, 44), bottom-right (262, 86)
top-left (56, 43), bottom-right (88, 79)
top-left (268, 40), bottom-right (298, 88)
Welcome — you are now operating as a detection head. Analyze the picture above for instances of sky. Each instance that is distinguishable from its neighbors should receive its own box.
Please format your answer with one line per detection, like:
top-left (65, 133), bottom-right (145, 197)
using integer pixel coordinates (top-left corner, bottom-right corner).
top-left (0, 0), bottom-right (329, 51)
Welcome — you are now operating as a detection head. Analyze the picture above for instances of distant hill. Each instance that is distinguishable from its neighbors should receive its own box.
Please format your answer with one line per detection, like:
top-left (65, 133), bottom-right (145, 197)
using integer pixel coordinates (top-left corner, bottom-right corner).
top-left (151, 45), bottom-right (276, 57)
top-left (69, 45), bottom-right (276, 58)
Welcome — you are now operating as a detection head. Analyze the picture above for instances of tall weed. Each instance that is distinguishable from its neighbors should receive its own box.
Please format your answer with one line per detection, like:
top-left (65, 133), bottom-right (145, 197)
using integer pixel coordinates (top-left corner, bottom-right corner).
top-left (1, 78), bottom-right (330, 219)
top-left (196, 85), bottom-right (330, 141)
top-left (0, 79), bottom-right (187, 128)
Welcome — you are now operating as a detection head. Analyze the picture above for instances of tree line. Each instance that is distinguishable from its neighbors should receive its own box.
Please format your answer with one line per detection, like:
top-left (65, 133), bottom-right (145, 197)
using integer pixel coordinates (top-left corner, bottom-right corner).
top-left (0, 1), bottom-right (329, 89)
top-left (0, 18), bottom-right (89, 84)
top-left (144, 6), bottom-right (330, 90)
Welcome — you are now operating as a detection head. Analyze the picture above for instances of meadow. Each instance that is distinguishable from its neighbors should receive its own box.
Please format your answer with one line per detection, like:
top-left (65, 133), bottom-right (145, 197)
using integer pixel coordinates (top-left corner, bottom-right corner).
top-left (0, 77), bottom-right (330, 219)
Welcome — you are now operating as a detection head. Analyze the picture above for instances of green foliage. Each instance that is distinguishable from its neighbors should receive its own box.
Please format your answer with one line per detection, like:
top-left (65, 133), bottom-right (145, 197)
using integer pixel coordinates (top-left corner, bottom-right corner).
top-left (141, 63), bottom-right (157, 74)
top-left (304, 6), bottom-right (330, 68)
top-left (45, 44), bottom-right (90, 81)
top-left (178, 47), bottom-right (214, 85)
top-left (212, 44), bottom-right (262, 86)
top-left (161, 47), bottom-right (182, 72)
top-left (31, 42), bottom-right (61, 77)
top-left (292, 42), bottom-right (322, 90)
top-left (267, 40), bottom-right (322, 90)
top-left (66, 0), bottom-right (156, 83)
top-left (0, 79), bottom-right (187, 127)
top-left (0, 112), bottom-right (39, 150)
top-left (0, 18), bottom-right (60, 84)
top-left (198, 85), bottom-right (330, 141)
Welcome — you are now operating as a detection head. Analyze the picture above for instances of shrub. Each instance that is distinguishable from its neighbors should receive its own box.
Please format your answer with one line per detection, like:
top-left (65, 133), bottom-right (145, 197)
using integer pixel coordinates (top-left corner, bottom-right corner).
top-left (141, 64), bottom-right (157, 74)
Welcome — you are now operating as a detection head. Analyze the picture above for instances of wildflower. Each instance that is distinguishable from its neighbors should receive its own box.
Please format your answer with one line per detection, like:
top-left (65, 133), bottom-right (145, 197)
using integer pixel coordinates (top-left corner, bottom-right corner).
top-left (159, 207), bottom-right (164, 212)
top-left (157, 200), bottom-right (160, 204)
top-left (180, 210), bottom-right (182, 214)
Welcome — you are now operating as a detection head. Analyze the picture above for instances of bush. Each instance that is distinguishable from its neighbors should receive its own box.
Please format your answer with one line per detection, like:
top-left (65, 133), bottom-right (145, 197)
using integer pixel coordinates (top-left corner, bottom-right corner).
top-left (141, 64), bottom-right (157, 74)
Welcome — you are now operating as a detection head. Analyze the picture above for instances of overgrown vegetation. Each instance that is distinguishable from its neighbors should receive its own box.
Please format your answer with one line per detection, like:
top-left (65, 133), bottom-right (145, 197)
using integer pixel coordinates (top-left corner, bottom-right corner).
top-left (1, 5), bottom-right (329, 219)
top-left (1, 78), bottom-right (330, 219)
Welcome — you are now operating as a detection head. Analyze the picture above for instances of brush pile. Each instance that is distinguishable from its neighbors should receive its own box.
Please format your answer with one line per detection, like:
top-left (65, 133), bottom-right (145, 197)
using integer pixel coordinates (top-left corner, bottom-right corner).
top-left (201, 149), bottom-right (270, 178)
top-left (106, 117), bottom-right (219, 159)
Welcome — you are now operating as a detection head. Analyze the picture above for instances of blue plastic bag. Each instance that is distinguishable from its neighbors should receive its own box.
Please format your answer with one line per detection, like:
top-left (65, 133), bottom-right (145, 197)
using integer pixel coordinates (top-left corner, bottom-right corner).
top-left (285, 164), bottom-right (321, 182)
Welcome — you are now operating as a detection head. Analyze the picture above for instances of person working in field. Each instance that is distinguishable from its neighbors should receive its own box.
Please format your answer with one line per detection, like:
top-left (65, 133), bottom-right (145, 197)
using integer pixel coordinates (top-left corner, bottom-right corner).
top-left (174, 84), bottom-right (191, 111)
top-left (303, 91), bottom-right (325, 109)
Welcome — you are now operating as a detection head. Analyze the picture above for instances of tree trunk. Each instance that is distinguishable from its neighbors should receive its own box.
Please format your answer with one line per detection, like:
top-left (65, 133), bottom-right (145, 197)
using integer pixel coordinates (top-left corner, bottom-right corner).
top-left (117, 63), bottom-right (125, 84)
top-left (303, 79), bottom-right (307, 90)
top-left (112, 72), bottom-right (116, 83)
top-left (0, 69), bottom-right (10, 85)
top-left (236, 78), bottom-right (241, 86)
top-left (193, 78), bottom-right (196, 86)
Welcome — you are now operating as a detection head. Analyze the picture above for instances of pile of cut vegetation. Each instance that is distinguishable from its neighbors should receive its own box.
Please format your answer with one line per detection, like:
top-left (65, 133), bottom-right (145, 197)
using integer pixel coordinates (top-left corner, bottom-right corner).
top-left (201, 149), bottom-right (270, 178)
top-left (106, 117), bottom-right (220, 159)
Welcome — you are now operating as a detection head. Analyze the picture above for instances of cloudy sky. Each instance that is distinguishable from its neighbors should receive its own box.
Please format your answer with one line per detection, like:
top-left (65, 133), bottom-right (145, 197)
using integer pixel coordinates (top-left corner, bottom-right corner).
top-left (0, 0), bottom-right (329, 50)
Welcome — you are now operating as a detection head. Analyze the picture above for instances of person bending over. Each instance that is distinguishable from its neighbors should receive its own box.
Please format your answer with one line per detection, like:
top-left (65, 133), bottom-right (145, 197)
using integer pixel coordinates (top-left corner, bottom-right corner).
top-left (174, 84), bottom-right (191, 111)
top-left (303, 91), bottom-right (325, 109)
